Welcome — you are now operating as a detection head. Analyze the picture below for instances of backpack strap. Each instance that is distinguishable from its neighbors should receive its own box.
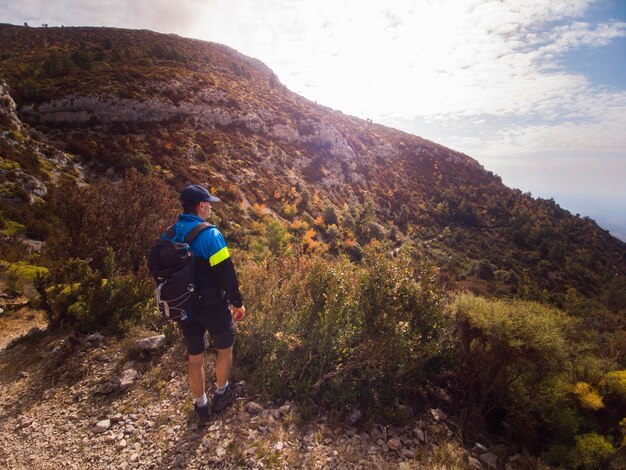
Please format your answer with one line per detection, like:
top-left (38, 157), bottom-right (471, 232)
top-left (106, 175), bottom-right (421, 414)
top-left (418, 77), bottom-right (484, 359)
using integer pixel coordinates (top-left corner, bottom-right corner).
top-left (164, 224), bottom-right (176, 240)
top-left (184, 222), bottom-right (212, 245)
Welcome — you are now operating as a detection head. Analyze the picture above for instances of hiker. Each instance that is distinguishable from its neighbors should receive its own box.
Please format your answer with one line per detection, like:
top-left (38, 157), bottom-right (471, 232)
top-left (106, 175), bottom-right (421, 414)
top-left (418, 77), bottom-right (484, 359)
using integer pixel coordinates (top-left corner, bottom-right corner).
top-left (165, 184), bottom-right (245, 421)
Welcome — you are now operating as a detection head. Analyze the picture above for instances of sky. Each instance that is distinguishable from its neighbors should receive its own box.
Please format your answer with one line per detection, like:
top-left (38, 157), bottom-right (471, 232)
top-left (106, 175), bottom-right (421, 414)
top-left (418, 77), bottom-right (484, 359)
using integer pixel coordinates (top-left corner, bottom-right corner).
top-left (2, 0), bottom-right (626, 240)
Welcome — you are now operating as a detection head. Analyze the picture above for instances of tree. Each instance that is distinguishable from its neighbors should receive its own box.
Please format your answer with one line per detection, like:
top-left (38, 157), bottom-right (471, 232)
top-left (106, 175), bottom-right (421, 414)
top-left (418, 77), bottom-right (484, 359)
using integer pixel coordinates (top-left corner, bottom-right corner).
top-left (323, 205), bottom-right (339, 226)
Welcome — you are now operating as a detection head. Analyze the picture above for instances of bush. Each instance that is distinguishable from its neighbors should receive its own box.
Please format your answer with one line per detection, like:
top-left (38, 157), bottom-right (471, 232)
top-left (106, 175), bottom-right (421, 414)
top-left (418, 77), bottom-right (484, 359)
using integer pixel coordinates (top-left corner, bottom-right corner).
top-left (570, 433), bottom-right (615, 469)
top-left (572, 382), bottom-right (604, 411)
top-left (38, 254), bottom-right (155, 332)
top-left (46, 170), bottom-right (178, 274)
top-left (476, 259), bottom-right (495, 281)
top-left (605, 371), bottom-right (626, 401)
top-left (236, 252), bottom-right (447, 418)
top-left (323, 205), bottom-right (339, 226)
top-left (0, 219), bottom-right (26, 237)
top-left (5, 261), bottom-right (49, 282)
top-left (452, 294), bottom-right (576, 441)
top-left (38, 170), bottom-right (178, 332)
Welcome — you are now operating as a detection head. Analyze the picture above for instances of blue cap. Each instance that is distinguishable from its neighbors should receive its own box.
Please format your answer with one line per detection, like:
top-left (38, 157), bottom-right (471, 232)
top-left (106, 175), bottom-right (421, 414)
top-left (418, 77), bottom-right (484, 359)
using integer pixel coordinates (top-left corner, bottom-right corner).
top-left (180, 184), bottom-right (221, 207)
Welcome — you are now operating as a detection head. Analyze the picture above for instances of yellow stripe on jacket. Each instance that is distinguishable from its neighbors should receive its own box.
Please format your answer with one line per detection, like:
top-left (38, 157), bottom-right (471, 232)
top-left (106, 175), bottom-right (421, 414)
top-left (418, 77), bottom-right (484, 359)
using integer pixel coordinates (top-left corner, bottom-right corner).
top-left (209, 246), bottom-right (230, 266)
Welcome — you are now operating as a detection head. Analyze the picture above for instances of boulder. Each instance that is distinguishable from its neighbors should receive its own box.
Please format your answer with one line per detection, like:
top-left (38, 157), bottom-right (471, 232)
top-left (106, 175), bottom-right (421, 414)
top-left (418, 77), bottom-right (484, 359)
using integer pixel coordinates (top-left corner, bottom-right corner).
top-left (0, 81), bottom-right (21, 129)
top-left (2, 297), bottom-right (31, 310)
top-left (414, 427), bottom-right (426, 443)
top-left (119, 369), bottom-right (140, 391)
top-left (480, 452), bottom-right (498, 469)
top-left (99, 379), bottom-right (121, 395)
top-left (15, 417), bottom-right (33, 430)
top-left (471, 442), bottom-right (488, 455)
top-left (87, 332), bottom-right (104, 344)
top-left (370, 426), bottom-right (384, 440)
top-left (94, 419), bottom-right (111, 433)
top-left (244, 401), bottom-right (263, 415)
top-left (134, 335), bottom-right (165, 352)
top-left (387, 437), bottom-right (402, 452)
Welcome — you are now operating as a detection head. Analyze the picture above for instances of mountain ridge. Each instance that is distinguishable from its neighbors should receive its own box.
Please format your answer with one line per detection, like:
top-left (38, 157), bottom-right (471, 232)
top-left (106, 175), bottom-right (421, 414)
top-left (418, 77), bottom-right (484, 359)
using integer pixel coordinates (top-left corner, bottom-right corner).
top-left (0, 23), bottom-right (624, 305)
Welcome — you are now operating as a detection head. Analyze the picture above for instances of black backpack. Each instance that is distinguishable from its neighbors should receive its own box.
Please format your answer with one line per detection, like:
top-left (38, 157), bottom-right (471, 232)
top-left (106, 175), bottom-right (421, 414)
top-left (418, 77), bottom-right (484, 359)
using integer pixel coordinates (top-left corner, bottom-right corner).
top-left (147, 222), bottom-right (211, 321)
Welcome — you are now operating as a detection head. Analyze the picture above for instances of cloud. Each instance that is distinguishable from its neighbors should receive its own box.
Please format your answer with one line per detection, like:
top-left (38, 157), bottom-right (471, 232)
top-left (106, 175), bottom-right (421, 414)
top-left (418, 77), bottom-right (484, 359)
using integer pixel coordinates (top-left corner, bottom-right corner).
top-left (186, 0), bottom-right (624, 139)
top-left (2, 1), bottom-right (625, 184)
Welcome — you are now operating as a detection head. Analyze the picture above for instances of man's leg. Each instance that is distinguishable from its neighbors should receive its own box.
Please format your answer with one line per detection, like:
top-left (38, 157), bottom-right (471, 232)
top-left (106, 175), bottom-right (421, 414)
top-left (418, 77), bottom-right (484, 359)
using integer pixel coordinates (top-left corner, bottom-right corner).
top-left (215, 346), bottom-right (233, 387)
top-left (211, 324), bottom-right (238, 413)
top-left (188, 352), bottom-right (206, 398)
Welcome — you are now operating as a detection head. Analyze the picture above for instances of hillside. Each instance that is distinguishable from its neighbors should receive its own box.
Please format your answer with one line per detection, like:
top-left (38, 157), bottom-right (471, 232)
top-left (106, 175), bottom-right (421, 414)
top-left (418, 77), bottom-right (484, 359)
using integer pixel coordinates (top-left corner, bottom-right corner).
top-left (2, 25), bottom-right (626, 469)
top-left (0, 24), bottom-right (624, 306)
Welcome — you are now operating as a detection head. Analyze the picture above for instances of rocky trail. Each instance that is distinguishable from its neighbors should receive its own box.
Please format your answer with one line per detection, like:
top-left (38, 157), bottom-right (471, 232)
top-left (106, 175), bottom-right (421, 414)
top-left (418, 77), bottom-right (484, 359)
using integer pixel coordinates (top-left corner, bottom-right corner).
top-left (0, 310), bottom-right (515, 469)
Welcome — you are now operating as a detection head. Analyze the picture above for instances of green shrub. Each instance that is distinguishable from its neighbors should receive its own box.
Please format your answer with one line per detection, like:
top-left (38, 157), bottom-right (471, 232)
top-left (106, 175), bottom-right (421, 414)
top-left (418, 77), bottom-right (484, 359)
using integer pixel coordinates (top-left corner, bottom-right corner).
top-left (542, 444), bottom-right (571, 467)
top-left (570, 433), bottom-right (615, 469)
top-left (236, 251), bottom-right (447, 418)
top-left (605, 371), bottom-right (626, 401)
top-left (125, 152), bottom-right (154, 175)
top-left (573, 382), bottom-right (605, 411)
top-left (0, 219), bottom-right (26, 237)
top-left (38, 254), bottom-right (155, 332)
top-left (6, 261), bottom-right (49, 282)
top-left (452, 294), bottom-right (576, 441)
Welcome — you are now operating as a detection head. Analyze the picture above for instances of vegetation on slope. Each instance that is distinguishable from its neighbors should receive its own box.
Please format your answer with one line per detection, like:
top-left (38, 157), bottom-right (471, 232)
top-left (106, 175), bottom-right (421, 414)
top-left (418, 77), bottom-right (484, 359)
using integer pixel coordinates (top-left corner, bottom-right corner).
top-left (1, 25), bottom-right (625, 468)
top-left (1, 24), bottom-right (624, 305)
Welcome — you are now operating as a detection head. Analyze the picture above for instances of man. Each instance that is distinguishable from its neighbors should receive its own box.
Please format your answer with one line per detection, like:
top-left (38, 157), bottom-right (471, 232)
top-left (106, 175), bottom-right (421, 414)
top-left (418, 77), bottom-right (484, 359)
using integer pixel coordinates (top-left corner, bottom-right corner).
top-left (165, 184), bottom-right (245, 421)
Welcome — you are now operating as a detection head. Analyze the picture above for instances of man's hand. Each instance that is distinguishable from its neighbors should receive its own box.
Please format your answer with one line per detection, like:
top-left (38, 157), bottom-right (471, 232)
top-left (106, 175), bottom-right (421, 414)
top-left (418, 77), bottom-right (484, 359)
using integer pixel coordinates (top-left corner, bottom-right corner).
top-left (231, 305), bottom-right (245, 321)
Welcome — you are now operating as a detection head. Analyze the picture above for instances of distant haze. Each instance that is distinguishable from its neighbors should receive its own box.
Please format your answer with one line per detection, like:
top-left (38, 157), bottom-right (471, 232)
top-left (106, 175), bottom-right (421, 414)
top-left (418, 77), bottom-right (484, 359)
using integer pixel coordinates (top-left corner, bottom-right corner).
top-left (2, 0), bottom-right (625, 240)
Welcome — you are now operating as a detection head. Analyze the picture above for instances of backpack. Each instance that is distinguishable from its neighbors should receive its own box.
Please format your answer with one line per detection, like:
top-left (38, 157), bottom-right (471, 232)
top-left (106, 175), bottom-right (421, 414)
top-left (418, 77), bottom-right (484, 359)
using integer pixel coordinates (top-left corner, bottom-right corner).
top-left (147, 222), bottom-right (211, 321)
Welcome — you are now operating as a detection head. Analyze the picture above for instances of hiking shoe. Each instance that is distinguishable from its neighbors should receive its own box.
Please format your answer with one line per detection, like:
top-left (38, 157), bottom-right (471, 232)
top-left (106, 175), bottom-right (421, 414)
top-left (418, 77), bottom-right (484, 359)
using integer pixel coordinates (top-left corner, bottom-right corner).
top-left (194, 403), bottom-right (211, 423)
top-left (212, 383), bottom-right (238, 413)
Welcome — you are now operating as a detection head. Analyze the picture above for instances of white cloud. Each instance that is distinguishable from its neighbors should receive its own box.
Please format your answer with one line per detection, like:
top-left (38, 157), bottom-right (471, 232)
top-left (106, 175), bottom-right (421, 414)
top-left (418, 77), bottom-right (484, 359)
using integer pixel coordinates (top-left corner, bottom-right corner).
top-left (180, 0), bottom-right (626, 139)
top-left (1, 0), bottom-right (625, 216)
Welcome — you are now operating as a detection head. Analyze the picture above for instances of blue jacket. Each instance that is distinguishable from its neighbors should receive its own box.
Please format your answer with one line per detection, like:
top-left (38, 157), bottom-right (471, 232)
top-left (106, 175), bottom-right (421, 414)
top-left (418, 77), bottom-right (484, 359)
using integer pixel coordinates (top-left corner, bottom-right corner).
top-left (163, 214), bottom-right (243, 308)
top-left (168, 214), bottom-right (230, 265)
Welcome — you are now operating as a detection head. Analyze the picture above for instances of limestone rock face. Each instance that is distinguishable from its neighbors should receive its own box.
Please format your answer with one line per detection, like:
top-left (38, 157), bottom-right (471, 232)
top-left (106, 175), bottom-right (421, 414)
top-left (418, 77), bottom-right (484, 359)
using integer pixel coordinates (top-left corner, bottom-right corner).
top-left (270, 124), bottom-right (299, 143)
top-left (19, 93), bottom-right (254, 130)
top-left (0, 81), bottom-right (74, 203)
top-left (0, 81), bottom-right (21, 129)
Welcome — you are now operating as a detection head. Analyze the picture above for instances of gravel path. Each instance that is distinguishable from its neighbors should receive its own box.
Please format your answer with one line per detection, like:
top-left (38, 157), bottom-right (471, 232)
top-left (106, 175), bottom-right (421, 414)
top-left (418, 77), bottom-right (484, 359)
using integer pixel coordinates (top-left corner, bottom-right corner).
top-left (0, 326), bottom-right (474, 469)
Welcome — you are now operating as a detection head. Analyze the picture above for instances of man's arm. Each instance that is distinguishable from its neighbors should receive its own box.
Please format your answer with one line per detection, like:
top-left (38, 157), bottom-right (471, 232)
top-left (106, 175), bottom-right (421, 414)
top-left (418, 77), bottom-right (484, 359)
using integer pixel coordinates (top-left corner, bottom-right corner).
top-left (196, 227), bottom-right (245, 315)
top-left (210, 257), bottom-right (244, 308)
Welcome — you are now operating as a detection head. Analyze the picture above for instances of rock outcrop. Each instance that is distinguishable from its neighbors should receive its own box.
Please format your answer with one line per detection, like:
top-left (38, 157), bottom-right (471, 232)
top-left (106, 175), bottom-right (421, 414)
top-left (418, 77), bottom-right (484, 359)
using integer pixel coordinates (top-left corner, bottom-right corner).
top-left (0, 81), bottom-right (74, 203)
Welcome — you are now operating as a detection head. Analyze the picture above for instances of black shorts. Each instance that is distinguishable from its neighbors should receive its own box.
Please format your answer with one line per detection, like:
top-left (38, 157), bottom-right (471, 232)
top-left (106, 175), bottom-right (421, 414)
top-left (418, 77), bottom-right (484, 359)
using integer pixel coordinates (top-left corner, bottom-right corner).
top-left (177, 300), bottom-right (236, 355)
